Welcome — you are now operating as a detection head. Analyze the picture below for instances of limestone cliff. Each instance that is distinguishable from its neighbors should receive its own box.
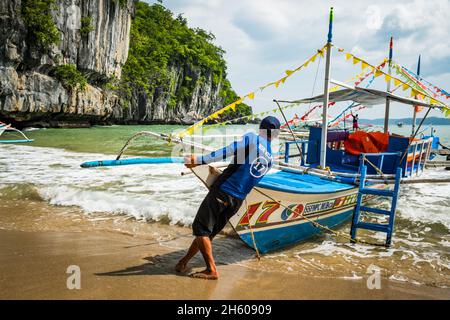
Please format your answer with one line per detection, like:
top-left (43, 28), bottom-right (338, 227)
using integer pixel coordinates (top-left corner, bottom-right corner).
top-left (0, 0), bottom-right (249, 127)
top-left (0, 0), bottom-right (134, 127)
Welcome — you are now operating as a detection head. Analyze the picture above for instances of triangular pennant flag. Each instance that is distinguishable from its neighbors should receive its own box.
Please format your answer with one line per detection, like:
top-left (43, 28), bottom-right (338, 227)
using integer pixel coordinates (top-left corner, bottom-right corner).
top-left (352, 57), bottom-right (360, 65)
top-left (318, 50), bottom-right (324, 58)
top-left (374, 69), bottom-right (382, 77)
top-left (247, 92), bottom-right (255, 100)
top-left (229, 103), bottom-right (236, 111)
top-left (310, 54), bottom-right (317, 63)
top-left (285, 70), bottom-right (294, 76)
top-left (394, 78), bottom-right (401, 87)
top-left (444, 108), bottom-right (450, 117)
top-left (361, 61), bottom-right (370, 70)
top-left (280, 76), bottom-right (288, 84)
top-left (402, 83), bottom-right (409, 91)
top-left (410, 89), bottom-right (418, 98)
top-left (384, 74), bottom-right (392, 82)
top-left (235, 98), bottom-right (243, 105)
top-left (345, 53), bottom-right (352, 60)
top-left (275, 80), bottom-right (281, 88)
top-left (186, 127), bottom-right (195, 136)
top-left (272, 108), bottom-right (278, 112)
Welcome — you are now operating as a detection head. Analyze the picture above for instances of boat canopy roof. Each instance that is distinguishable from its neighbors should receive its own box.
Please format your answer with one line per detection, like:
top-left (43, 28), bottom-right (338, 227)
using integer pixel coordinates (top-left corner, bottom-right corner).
top-left (278, 87), bottom-right (446, 109)
top-left (258, 171), bottom-right (354, 194)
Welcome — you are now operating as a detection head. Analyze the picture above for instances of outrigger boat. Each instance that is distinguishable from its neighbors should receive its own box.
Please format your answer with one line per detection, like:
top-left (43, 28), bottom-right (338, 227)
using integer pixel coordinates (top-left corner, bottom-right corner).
top-left (81, 8), bottom-right (450, 253)
top-left (0, 122), bottom-right (34, 144)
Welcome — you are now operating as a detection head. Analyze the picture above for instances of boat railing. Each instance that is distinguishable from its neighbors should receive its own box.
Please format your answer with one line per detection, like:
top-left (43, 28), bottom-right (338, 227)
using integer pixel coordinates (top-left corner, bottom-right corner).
top-left (358, 152), bottom-right (402, 175)
top-left (284, 140), bottom-right (309, 165)
top-left (403, 137), bottom-right (433, 178)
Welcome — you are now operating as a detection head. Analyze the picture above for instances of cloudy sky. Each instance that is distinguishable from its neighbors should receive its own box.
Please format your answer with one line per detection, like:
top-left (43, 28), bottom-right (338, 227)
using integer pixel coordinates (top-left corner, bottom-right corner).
top-left (146, 0), bottom-right (450, 120)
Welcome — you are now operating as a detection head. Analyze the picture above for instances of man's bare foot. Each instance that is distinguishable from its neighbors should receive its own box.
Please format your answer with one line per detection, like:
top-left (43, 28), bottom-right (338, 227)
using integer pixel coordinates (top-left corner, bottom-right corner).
top-left (175, 261), bottom-right (188, 274)
top-left (190, 269), bottom-right (218, 280)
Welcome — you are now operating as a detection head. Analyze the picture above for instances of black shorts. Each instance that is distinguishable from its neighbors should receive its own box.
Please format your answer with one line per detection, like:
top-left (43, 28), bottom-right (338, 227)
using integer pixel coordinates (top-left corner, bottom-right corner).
top-left (192, 187), bottom-right (243, 238)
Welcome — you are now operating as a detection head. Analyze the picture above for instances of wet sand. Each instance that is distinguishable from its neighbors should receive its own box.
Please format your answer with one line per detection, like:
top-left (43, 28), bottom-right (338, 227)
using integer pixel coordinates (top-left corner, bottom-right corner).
top-left (0, 228), bottom-right (448, 300)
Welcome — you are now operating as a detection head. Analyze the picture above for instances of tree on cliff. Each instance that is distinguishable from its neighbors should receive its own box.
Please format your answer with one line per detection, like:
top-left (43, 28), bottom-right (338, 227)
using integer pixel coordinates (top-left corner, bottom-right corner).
top-left (118, 1), bottom-right (252, 123)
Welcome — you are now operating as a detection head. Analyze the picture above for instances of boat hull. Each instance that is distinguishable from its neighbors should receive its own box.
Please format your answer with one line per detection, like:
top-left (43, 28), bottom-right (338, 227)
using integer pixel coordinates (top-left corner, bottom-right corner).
top-left (228, 185), bottom-right (358, 253)
top-left (191, 165), bottom-right (376, 253)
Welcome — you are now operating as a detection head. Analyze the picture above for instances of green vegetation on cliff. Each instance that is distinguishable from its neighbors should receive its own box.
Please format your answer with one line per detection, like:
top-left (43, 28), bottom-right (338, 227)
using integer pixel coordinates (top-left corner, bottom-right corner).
top-left (21, 0), bottom-right (60, 50)
top-left (119, 1), bottom-right (251, 120)
top-left (54, 64), bottom-right (87, 91)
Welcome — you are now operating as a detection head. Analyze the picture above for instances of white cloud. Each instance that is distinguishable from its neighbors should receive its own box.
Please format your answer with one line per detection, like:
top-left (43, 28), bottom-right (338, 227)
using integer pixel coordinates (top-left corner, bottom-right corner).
top-left (150, 0), bottom-right (450, 119)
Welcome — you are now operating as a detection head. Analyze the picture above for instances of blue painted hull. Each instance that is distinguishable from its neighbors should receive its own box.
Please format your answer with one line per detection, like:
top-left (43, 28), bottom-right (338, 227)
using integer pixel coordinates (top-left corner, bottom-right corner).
top-left (239, 208), bottom-right (353, 253)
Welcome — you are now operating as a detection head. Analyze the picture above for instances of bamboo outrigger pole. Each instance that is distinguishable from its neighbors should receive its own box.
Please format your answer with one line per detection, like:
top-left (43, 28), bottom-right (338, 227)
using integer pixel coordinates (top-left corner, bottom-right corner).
top-left (411, 55), bottom-right (421, 136)
top-left (319, 7), bottom-right (333, 169)
top-left (383, 36), bottom-right (393, 133)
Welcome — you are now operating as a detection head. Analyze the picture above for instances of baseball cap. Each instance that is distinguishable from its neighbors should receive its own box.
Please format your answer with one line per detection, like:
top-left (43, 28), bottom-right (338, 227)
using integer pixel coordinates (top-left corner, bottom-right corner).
top-left (259, 116), bottom-right (281, 130)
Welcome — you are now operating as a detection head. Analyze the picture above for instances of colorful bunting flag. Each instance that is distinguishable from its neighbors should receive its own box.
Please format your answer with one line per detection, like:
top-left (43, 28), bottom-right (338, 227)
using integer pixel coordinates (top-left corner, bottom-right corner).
top-left (361, 61), bottom-right (370, 70)
top-left (285, 70), bottom-right (294, 76)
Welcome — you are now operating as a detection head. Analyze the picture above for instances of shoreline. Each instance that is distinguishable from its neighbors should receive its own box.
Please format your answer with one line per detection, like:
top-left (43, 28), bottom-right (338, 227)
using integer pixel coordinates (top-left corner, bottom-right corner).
top-left (1, 228), bottom-right (448, 300)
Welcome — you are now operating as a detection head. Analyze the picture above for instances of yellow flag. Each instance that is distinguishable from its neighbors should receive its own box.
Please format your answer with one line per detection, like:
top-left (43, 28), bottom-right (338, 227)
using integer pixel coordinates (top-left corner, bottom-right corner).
top-left (410, 89), bottom-right (418, 98)
top-left (374, 69), bottom-right (382, 77)
top-left (310, 54), bottom-right (317, 63)
top-left (281, 76), bottom-right (288, 84)
top-left (275, 80), bottom-right (281, 88)
top-left (228, 103), bottom-right (236, 111)
top-left (236, 98), bottom-right (243, 105)
top-left (361, 61), bottom-right (370, 70)
top-left (352, 57), bottom-right (360, 65)
top-left (402, 83), bottom-right (409, 91)
top-left (247, 92), bottom-right (255, 100)
top-left (345, 53), bottom-right (352, 60)
top-left (384, 74), bottom-right (391, 82)
top-left (186, 127), bottom-right (195, 136)
top-left (430, 98), bottom-right (438, 105)
top-left (285, 70), bottom-right (294, 76)
top-left (393, 78), bottom-right (401, 87)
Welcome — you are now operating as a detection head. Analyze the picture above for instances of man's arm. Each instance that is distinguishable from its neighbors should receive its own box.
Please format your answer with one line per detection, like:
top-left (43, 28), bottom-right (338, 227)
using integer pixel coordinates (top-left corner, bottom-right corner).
top-left (184, 133), bottom-right (254, 168)
top-left (198, 133), bottom-right (252, 164)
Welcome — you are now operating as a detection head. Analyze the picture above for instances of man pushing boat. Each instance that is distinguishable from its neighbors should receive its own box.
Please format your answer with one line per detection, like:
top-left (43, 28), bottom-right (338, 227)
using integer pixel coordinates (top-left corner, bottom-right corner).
top-left (176, 116), bottom-right (280, 280)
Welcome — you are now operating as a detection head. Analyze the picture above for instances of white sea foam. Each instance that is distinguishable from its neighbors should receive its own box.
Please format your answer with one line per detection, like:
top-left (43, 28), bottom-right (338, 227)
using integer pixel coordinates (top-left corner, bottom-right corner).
top-left (0, 144), bottom-right (206, 225)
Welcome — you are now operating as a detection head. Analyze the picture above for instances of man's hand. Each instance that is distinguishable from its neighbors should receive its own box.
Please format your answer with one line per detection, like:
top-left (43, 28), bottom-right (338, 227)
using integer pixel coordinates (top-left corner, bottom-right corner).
top-left (184, 155), bottom-right (199, 168)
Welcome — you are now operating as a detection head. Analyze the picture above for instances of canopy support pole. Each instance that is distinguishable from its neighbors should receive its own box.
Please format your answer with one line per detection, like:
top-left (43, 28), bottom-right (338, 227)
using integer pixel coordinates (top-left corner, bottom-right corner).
top-left (384, 37), bottom-right (393, 133)
top-left (411, 55), bottom-right (421, 136)
top-left (319, 7), bottom-right (333, 169)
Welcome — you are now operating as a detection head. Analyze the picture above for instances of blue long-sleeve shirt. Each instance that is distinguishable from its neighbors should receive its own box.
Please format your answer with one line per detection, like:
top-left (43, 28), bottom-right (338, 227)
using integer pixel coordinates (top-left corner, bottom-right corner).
top-left (197, 132), bottom-right (273, 200)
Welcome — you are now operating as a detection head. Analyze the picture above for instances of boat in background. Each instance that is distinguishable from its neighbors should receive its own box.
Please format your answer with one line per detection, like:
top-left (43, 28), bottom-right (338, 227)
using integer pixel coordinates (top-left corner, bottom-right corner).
top-left (0, 122), bottom-right (34, 144)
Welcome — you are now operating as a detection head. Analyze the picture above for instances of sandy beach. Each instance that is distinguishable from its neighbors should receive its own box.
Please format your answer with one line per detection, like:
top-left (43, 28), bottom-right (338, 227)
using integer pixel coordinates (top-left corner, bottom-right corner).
top-left (1, 167), bottom-right (449, 300)
top-left (1, 227), bottom-right (448, 300)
